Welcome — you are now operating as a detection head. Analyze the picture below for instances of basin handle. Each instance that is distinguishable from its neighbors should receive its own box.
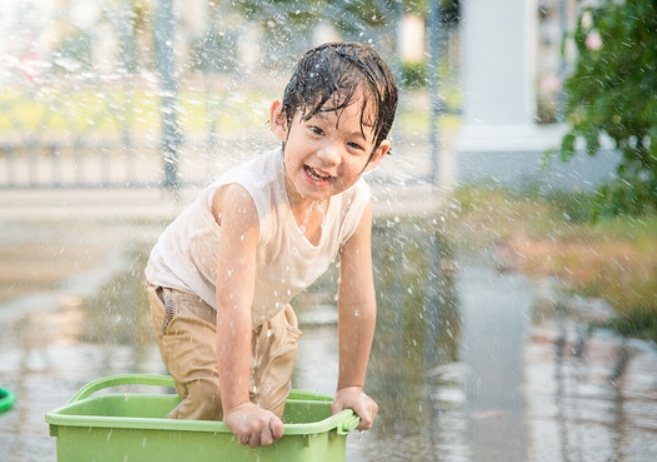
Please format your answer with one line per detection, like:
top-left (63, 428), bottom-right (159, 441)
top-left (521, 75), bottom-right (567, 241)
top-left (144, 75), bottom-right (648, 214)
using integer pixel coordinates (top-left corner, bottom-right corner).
top-left (69, 374), bottom-right (175, 403)
top-left (338, 411), bottom-right (361, 435)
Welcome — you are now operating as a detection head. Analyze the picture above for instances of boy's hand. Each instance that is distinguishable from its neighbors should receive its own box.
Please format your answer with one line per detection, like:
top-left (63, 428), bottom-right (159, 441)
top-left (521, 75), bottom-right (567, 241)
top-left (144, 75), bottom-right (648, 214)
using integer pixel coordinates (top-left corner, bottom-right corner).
top-left (224, 402), bottom-right (284, 448)
top-left (331, 386), bottom-right (378, 431)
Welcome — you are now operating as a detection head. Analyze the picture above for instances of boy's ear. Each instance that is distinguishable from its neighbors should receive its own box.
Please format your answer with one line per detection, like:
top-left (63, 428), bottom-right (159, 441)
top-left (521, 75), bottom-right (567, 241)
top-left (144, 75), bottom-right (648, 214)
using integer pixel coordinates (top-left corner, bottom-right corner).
top-left (364, 140), bottom-right (390, 172)
top-left (270, 100), bottom-right (288, 142)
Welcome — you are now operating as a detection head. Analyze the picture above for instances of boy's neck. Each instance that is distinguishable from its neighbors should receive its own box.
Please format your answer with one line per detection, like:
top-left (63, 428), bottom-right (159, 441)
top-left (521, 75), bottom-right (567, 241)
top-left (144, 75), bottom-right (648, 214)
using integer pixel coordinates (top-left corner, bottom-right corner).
top-left (288, 194), bottom-right (329, 218)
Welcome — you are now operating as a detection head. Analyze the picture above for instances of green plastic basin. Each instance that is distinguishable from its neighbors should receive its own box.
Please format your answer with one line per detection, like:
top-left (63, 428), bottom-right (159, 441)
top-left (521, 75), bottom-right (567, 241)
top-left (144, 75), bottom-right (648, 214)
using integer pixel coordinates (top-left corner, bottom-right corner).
top-left (0, 386), bottom-right (16, 414)
top-left (45, 374), bottom-right (359, 462)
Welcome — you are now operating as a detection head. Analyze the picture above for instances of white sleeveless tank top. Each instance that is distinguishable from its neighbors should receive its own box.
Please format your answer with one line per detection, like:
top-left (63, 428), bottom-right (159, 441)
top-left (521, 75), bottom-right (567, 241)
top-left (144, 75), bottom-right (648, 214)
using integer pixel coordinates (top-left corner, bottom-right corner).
top-left (145, 147), bottom-right (371, 326)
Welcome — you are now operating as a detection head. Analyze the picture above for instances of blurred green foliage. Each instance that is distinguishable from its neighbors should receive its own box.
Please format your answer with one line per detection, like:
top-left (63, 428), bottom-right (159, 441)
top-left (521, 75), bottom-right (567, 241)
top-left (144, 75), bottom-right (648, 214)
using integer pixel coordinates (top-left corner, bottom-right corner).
top-left (401, 61), bottom-right (427, 88)
top-left (233, 0), bottom-right (459, 30)
top-left (560, 0), bottom-right (657, 217)
top-left (447, 184), bottom-right (657, 342)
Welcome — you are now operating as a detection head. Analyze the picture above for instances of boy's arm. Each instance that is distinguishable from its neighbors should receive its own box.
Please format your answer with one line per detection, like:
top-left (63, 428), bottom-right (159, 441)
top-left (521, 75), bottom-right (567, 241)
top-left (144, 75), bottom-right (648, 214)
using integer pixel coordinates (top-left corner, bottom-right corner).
top-left (332, 200), bottom-right (379, 430)
top-left (214, 184), bottom-right (284, 447)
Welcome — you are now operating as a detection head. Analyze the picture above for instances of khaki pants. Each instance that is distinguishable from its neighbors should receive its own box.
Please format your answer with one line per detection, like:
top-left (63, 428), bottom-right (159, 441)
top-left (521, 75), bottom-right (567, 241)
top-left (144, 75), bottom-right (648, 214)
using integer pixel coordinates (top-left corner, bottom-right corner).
top-left (147, 284), bottom-right (302, 421)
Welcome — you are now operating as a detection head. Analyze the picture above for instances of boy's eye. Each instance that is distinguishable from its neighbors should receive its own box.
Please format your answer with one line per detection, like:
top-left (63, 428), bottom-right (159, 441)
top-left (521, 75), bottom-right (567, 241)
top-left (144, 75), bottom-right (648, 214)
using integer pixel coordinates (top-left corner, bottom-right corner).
top-left (347, 142), bottom-right (364, 151)
top-left (309, 125), bottom-right (324, 136)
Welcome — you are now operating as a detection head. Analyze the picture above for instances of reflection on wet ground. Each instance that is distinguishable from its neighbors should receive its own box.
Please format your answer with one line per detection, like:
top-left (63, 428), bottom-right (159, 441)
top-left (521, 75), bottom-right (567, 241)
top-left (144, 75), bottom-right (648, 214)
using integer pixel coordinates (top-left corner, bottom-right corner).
top-left (526, 298), bottom-right (657, 461)
top-left (2, 213), bottom-right (657, 461)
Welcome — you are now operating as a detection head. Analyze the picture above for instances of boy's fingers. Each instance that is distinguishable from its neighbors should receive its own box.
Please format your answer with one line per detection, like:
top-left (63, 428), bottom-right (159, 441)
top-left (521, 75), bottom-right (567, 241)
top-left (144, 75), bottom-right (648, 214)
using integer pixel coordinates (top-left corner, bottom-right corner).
top-left (240, 414), bottom-right (284, 448)
top-left (259, 420), bottom-right (277, 447)
top-left (356, 407), bottom-right (376, 430)
top-left (332, 387), bottom-right (379, 427)
top-left (353, 397), bottom-right (378, 431)
top-left (330, 402), bottom-right (339, 415)
top-left (248, 416), bottom-right (283, 447)
top-left (259, 429), bottom-right (272, 447)
top-left (270, 415), bottom-right (285, 440)
top-left (353, 406), bottom-right (370, 430)
top-left (226, 404), bottom-right (286, 448)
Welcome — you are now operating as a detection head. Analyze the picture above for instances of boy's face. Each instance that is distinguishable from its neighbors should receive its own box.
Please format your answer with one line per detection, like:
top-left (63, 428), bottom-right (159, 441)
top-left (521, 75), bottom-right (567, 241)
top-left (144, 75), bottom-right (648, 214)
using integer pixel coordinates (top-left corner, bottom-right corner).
top-left (270, 92), bottom-right (390, 206)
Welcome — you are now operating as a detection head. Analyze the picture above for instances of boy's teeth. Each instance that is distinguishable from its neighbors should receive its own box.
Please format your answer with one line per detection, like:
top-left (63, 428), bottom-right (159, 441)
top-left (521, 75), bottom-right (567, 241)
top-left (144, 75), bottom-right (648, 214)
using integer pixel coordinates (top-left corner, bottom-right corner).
top-left (308, 166), bottom-right (330, 180)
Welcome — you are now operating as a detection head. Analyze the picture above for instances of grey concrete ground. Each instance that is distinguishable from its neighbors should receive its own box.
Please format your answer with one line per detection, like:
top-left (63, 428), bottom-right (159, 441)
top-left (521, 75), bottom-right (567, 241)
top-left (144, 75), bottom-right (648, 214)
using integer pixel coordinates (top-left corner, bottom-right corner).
top-left (1, 184), bottom-right (657, 462)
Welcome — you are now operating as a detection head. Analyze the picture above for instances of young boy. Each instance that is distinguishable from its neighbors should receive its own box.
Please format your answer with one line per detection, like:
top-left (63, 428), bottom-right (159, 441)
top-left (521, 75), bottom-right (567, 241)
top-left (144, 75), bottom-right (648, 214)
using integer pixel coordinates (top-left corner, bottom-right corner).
top-left (145, 42), bottom-right (398, 448)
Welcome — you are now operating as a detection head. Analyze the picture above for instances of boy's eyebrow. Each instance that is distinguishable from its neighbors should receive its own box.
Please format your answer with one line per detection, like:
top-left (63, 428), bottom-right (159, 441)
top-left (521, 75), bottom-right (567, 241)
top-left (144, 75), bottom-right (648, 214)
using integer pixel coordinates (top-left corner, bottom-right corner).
top-left (347, 125), bottom-right (374, 139)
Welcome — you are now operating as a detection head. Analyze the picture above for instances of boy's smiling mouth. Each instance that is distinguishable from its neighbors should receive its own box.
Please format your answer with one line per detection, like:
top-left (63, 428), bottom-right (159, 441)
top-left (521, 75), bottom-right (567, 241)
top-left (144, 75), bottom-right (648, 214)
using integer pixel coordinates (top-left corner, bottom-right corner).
top-left (305, 165), bottom-right (334, 181)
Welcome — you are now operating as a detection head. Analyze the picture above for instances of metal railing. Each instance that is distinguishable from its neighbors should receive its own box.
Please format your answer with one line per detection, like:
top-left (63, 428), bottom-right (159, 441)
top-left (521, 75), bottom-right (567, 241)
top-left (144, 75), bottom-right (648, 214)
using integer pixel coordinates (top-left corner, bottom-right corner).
top-left (0, 1), bottom-right (460, 190)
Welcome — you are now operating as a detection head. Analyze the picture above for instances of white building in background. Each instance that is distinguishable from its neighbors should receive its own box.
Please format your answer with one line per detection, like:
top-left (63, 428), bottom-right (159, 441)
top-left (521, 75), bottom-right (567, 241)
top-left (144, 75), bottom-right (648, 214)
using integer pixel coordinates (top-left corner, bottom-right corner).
top-left (0, 0), bottom-right (241, 81)
top-left (455, 0), bottom-right (619, 189)
top-left (0, 0), bottom-right (56, 83)
top-left (398, 15), bottom-right (425, 64)
top-left (0, 0), bottom-right (130, 81)
top-left (458, 0), bottom-right (542, 147)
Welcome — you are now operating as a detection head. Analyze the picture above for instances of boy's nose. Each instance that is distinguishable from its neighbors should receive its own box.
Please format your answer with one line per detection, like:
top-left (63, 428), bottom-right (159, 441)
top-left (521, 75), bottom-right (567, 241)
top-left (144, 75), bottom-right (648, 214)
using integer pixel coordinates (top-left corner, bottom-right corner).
top-left (316, 142), bottom-right (342, 166)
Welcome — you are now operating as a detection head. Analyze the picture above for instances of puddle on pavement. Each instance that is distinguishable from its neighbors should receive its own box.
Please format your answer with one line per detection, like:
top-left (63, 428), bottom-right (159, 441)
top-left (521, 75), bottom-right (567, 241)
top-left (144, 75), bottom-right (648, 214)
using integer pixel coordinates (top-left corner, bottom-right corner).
top-left (1, 216), bottom-right (657, 462)
top-left (295, 216), bottom-right (468, 461)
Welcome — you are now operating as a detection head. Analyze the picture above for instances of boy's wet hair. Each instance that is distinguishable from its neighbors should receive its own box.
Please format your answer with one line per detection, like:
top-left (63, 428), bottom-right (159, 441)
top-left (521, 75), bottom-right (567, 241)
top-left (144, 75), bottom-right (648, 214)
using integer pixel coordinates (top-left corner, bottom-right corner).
top-left (282, 42), bottom-right (398, 154)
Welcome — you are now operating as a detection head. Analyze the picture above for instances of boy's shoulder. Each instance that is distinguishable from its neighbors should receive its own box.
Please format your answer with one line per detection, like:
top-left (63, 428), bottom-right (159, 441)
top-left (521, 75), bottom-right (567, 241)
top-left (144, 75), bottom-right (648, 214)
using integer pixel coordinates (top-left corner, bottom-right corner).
top-left (344, 176), bottom-right (371, 199)
top-left (335, 177), bottom-right (371, 222)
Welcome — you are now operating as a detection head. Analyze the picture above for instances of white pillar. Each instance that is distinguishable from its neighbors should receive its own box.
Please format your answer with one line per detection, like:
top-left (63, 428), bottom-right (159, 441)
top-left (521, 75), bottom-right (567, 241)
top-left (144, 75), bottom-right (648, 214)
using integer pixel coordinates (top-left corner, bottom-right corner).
top-left (455, 0), bottom-right (574, 186)
top-left (461, 0), bottom-right (537, 126)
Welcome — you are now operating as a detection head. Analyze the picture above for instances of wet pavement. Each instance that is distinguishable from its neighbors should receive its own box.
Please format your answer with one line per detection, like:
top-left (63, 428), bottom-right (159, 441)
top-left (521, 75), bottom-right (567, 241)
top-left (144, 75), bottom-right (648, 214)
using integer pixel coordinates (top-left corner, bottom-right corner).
top-left (525, 296), bottom-right (657, 461)
top-left (1, 188), bottom-right (657, 461)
